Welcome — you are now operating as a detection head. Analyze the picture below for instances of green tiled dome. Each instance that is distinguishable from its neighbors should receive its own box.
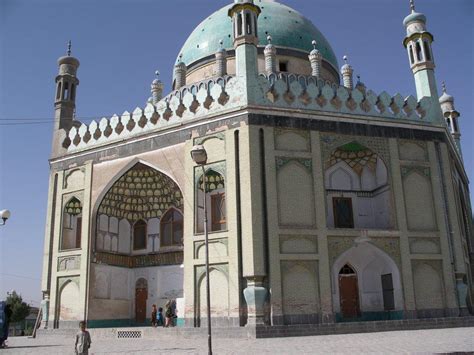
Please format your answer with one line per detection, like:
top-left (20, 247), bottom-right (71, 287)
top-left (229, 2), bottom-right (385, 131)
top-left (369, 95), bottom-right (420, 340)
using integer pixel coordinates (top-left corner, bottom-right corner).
top-left (177, 0), bottom-right (338, 70)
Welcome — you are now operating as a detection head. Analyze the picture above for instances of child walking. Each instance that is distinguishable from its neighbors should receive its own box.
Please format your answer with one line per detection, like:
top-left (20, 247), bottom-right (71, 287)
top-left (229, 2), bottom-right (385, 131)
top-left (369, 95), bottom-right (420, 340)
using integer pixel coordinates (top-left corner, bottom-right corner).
top-left (157, 307), bottom-right (164, 327)
top-left (75, 321), bottom-right (92, 355)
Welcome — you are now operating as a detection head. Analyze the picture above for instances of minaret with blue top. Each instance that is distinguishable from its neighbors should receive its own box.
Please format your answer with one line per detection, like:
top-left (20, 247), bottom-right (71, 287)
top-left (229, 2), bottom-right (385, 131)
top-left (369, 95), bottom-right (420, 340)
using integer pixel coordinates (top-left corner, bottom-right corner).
top-left (402, 0), bottom-right (440, 103)
top-left (228, 0), bottom-right (261, 100)
top-left (439, 82), bottom-right (462, 157)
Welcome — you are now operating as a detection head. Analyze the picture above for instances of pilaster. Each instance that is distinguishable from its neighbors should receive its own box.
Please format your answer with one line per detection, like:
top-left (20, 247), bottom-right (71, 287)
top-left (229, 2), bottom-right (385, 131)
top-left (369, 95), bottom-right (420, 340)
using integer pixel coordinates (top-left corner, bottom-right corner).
top-left (312, 131), bottom-right (333, 322)
top-left (388, 138), bottom-right (416, 315)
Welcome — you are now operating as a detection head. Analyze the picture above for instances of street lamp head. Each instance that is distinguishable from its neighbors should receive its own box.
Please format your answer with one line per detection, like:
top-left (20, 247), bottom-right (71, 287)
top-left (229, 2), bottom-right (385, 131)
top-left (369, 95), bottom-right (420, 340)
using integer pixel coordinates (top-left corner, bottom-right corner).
top-left (0, 209), bottom-right (11, 225)
top-left (190, 145), bottom-right (208, 165)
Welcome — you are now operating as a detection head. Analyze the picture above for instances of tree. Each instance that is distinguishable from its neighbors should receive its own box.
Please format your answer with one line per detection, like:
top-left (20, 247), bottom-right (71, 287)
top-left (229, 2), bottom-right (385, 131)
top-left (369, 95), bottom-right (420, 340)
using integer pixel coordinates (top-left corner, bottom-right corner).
top-left (5, 291), bottom-right (30, 324)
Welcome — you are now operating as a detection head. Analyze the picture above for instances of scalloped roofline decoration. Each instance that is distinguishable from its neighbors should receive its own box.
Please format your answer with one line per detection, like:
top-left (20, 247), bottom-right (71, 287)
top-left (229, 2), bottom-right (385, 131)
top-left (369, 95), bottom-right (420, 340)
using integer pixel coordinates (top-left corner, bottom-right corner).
top-left (61, 74), bottom-right (443, 154)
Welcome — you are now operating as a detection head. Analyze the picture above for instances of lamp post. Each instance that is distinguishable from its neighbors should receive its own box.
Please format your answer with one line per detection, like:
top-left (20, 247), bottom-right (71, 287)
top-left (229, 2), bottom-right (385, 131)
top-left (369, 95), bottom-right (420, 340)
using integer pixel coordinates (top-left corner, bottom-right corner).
top-left (0, 210), bottom-right (11, 226)
top-left (190, 145), bottom-right (212, 355)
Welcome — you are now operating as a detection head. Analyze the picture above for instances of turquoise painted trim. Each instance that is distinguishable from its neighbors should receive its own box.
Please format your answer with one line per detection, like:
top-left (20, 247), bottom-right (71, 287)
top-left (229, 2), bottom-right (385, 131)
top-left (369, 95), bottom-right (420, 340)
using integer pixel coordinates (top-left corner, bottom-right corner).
top-left (335, 311), bottom-right (404, 323)
top-left (88, 319), bottom-right (132, 328)
top-left (177, 2), bottom-right (338, 70)
top-left (87, 318), bottom-right (185, 328)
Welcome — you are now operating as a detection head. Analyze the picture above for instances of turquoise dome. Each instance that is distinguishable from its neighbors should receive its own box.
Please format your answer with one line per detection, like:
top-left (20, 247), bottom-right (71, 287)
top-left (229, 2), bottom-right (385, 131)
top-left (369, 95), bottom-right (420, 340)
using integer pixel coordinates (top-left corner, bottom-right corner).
top-left (177, 0), bottom-right (338, 70)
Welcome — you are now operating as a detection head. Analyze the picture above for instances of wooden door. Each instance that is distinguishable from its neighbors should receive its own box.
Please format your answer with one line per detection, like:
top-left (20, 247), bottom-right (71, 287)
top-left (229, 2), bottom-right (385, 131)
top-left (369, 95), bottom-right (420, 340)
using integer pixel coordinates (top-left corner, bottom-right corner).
top-left (339, 275), bottom-right (360, 318)
top-left (135, 288), bottom-right (147, 323)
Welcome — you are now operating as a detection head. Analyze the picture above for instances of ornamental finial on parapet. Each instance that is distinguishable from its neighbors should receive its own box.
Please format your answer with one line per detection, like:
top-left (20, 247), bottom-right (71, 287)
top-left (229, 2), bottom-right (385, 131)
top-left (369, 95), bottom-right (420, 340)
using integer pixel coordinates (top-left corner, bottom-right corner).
top-left (341, 55), bottom-right (354, 89)
top-left (215, 40), bottom-right (228, 76)
top-left (174, 54), bottom-right (187, 90)
top-left (309, 40), bottom-right (322, 78)
top-left (410, 0), bottom-right (415, 13)
top-left (151, 70), bottom-right (164, 104)
top-left (67, 40), bottom-right (72, 56)
top-left (264, 34), bottom-right (277, 75)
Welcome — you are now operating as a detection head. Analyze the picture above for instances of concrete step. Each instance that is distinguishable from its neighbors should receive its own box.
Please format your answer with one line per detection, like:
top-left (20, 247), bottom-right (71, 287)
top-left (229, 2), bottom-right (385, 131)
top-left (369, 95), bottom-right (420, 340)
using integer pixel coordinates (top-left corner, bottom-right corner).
top-left (36, 316), bottom-right (474, 339)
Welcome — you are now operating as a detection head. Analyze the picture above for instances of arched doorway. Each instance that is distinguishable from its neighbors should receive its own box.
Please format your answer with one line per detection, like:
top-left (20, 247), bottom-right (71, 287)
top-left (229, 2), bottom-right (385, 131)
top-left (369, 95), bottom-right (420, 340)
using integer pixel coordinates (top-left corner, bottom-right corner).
top-left (338, 264), bottom-right (360, 318)
top-left (332, 243), bottom-right (403, 321)
top-left (135, 278), bottom-right (148, 324)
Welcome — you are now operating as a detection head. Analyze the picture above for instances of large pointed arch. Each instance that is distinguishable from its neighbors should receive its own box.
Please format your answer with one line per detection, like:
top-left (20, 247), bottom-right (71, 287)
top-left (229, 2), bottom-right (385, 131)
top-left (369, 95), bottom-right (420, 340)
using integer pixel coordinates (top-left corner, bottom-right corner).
top-left (92, 158), bottom-right (183, 221)
top-left (93, 159), bottom-right (184, 256)
top-left (332, 242), bottom-right (403, 318)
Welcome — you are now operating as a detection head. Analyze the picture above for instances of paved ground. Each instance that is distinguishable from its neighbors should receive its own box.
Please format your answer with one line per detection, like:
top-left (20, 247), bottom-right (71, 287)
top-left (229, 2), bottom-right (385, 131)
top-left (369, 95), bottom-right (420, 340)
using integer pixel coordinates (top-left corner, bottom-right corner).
top-left (2, 327), bottom-right (474, 354)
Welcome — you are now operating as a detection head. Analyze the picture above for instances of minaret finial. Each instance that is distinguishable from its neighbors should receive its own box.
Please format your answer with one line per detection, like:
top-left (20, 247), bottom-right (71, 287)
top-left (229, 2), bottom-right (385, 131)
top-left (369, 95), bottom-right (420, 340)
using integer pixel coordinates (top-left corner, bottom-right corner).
top-left (357, 74), bottom-right (361, 83)
top-left (343, 55), bottom-right (348, 64)
top-left (410, 0), bottom-right (415, 13)
top-left (219, 39), bottom-right (224, 48)
top-left (267, 35), bottom-right (272, 44)
top-left (155, 70), bottom-right (160, 79)
top-left (312, 40), bottom-right (317, 50)
top-left (67, 40), bottom-right (72, 56)
top-left (442, 81), bottom-right (447, 93)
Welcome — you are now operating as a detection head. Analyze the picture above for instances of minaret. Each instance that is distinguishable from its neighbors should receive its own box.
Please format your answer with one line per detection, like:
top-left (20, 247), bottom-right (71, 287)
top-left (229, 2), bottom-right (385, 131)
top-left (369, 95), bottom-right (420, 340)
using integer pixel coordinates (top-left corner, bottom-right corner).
top-left (228, 0), bottom-right (261, 86)
top-left (151, 70), bottom-right (164, 105)
top-left (403, 0), bottom-right (439, 100)
top-left (341, 56), bottom-right (353, 90)
top-left (308, 40), bottom-right (322, 79)
top-left (54, 41), bottom-right (80, 130)
top-left (439, 82), bottom-right (462, 156)
top-left (215, 40), bottom-right (228, 77)
top-left (174, 54), bottom-right (187, 90)
top-left (264, 35), bottom-right (277, 75)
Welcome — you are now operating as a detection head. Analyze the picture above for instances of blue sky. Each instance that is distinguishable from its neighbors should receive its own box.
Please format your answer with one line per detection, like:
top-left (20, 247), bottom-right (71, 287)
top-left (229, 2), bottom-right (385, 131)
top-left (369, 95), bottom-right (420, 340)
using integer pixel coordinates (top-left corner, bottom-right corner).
top-left (0, 0), bottom-right (472, 306)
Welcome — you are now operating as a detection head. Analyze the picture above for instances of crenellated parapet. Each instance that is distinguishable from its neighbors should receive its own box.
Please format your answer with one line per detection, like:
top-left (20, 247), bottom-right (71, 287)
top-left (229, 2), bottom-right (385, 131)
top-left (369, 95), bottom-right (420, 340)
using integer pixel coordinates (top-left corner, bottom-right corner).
top-left (257, 73), bottom-right (441, 123)
top-left (62, 75), bottom-right (237, 153)
top-left (60, 73), bottom-right (443, 154)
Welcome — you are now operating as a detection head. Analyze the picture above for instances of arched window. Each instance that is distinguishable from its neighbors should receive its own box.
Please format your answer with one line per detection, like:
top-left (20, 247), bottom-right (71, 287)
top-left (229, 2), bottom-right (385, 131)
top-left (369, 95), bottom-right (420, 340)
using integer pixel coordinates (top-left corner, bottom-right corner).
top-left (56, 82), bottom-right (62, 100)
top-left (63, 82), bottom-right (69, 101)
top-left (160, 209), bottom-right (183, 247)
top-left (237, 13), bottom-right (243, 36)
top-left (61, 197), bottom-right (82, 250)
top-left (415, 41), bottom-right (423, 61)
top-left (325, 142), bottom-right (392, 230)
top-left (446, 118), bottom-right (452, 131)
top-left (423, 41), bottom-right (431, 61)
top-left (196, 170), bottom-right (226, 233)
top-left (408, 45), bottom-right (414, 65)
top-left (133, 220), bottom-right (147, 250)
top-left (246, 12), bottom-right (252, 35)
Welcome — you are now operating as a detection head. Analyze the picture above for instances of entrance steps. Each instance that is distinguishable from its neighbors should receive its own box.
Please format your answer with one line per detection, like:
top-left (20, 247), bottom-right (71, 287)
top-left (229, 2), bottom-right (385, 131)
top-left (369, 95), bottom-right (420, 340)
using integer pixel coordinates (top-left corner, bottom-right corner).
top-left (36, 316), bottom-right (474, 339)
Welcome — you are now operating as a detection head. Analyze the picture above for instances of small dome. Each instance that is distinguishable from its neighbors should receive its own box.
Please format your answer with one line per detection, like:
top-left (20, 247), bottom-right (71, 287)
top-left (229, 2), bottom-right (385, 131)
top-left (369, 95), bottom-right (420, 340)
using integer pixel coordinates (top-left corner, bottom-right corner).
top-left (403, 11), bottom-right (426, 27)
top-left (439, 92), bottom-right (454, 104)
top-left (177, 0), bottom-right (338, 70)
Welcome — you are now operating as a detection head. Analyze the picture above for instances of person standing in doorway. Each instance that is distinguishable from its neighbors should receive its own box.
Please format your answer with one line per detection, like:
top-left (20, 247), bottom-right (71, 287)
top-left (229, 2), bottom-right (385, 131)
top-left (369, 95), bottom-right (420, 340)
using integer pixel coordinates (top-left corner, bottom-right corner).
top-left (75, 321), bottom-right (92, 355)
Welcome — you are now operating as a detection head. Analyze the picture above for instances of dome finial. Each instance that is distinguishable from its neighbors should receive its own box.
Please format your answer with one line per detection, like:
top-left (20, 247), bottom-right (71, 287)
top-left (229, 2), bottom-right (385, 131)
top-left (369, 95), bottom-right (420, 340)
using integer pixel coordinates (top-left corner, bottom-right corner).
top-left (410, 0), bottom-right (415, 13)
top-left (67, 40), bottom-right (72, 56)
